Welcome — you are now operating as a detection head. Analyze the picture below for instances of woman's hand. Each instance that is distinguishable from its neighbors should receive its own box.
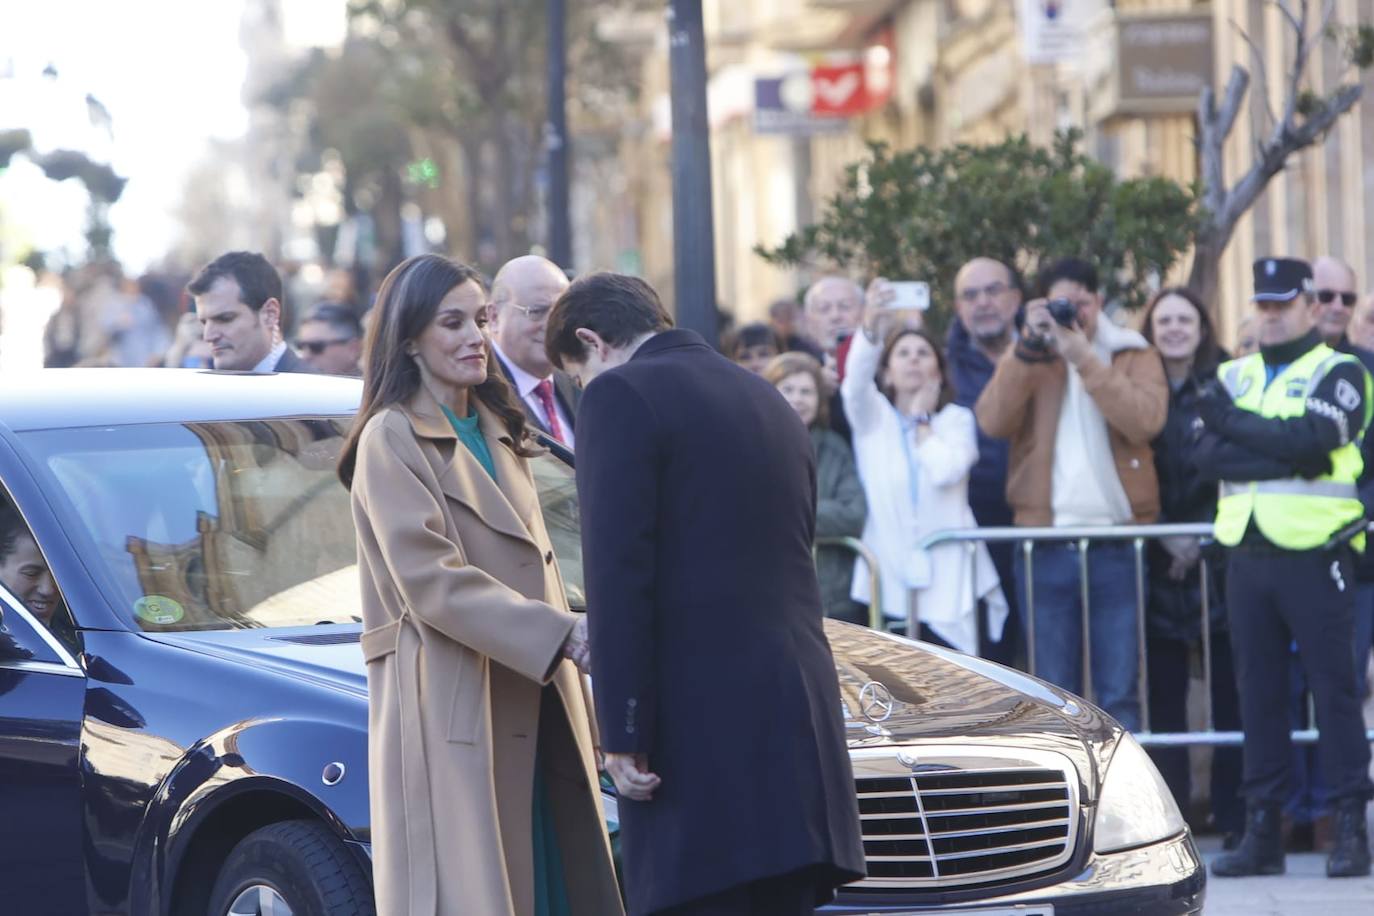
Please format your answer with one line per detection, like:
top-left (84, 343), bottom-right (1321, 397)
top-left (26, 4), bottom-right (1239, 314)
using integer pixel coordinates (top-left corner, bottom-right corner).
top-left (1160, 535), bottom-right (1201, 582)
top-left (861, 278), bottom-right (896, 341)
top-left (913, 381), bottom-right (941, 418)
top-left (562, 614), bottom-right (591, 674)
top-left (862, 278), bottom-right (925, 342)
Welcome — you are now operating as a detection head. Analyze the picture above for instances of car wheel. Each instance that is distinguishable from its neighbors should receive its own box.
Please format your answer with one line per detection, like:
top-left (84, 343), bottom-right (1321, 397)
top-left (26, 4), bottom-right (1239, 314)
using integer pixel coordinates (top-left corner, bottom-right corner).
top-left (208, 819), bottom-right (374, 916)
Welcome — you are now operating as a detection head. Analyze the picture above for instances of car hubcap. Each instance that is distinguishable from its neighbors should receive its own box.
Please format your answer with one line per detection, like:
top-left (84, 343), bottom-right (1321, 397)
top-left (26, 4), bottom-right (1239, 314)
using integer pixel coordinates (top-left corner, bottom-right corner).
top-left (227, 885), bottom-right (293, 916)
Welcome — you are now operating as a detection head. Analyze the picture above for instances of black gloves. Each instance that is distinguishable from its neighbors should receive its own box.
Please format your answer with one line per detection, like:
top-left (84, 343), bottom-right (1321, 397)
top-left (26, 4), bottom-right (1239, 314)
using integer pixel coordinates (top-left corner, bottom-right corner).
top-left (1295, 452), bottom-right (1334, 480)
top-left (1194, 380), bottom-right (1234, 432)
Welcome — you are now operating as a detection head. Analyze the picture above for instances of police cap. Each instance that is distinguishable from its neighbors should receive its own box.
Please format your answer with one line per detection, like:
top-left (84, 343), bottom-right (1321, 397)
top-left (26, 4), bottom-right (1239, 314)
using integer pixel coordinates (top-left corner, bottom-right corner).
top-left (1252, 257), bottom-right (1313, 303)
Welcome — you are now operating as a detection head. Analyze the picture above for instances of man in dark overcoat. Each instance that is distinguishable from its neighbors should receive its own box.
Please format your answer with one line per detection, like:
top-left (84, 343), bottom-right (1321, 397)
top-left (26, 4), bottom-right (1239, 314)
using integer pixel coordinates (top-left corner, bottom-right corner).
top-left (545, 272), bottom-right (865, 916)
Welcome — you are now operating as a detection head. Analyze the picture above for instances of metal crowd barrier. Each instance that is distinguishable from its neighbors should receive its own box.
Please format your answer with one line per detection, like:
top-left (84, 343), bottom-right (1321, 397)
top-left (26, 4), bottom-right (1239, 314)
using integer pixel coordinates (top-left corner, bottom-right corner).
top-left (910, 523), bottom-right (1374, 749)
top-left (814, 536), bottom-right (885, 631)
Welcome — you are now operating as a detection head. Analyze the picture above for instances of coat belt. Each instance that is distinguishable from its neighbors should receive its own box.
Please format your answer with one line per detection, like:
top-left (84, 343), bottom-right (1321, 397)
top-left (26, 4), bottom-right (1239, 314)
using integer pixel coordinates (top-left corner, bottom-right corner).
top-left (363, 616), bottom-right (438, 913)
top-left (360, 618), bottom-right (402, 662)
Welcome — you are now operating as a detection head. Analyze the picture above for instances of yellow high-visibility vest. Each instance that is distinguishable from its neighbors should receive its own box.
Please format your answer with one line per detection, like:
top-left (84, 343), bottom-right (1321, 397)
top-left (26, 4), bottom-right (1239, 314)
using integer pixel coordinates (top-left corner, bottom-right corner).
top-left (1213, 344), bottom-right (1371, 550)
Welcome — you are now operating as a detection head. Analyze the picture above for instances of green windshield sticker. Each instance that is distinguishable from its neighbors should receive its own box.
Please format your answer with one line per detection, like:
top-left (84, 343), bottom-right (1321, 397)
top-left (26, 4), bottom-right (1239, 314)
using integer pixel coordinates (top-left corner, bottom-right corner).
top-left (134, 595), bottom-right (185, 626)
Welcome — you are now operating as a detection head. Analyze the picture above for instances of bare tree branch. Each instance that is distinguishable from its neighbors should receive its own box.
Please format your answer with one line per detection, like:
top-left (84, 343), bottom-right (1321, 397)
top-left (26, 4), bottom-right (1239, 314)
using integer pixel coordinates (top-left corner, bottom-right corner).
top-left (1197, 66), bottom-right (1251, 219)
top-left (1290, 82), bottom-right (1364, 146)
top-left (1273, 0), bottom-right (1303, 35)
top-left (1316, 0), bottom-right (1339, 45)
top-left (1277, 0), bottom-right (1312, 142)
top-left (1231, 19), bottom-right (1277, 131)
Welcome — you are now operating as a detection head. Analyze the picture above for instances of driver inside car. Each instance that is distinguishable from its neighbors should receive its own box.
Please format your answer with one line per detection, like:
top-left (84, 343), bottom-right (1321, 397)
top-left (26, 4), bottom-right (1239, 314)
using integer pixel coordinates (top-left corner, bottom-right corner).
top-left (0, 501), bottom-right (65, 635)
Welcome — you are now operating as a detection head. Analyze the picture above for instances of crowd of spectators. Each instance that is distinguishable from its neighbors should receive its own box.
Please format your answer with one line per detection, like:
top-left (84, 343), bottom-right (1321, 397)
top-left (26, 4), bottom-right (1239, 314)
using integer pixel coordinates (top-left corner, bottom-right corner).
top-left (728, 254), bottom-right (1374, 848)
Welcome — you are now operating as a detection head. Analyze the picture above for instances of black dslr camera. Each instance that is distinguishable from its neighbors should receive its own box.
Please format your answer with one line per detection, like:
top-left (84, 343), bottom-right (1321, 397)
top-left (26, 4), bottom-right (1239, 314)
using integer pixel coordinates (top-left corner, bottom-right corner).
top-left (1046, 297), bottom-right (1079, 328)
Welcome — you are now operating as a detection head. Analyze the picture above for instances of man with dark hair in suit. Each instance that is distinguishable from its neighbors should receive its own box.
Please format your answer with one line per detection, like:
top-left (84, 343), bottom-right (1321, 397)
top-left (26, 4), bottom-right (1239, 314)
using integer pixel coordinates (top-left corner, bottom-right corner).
top-left (489, 255), bottom-right (580, 446)
top-left (546, 272), bottom-right (865, 915)
top-left (188, 251), bottom-right (312, 373)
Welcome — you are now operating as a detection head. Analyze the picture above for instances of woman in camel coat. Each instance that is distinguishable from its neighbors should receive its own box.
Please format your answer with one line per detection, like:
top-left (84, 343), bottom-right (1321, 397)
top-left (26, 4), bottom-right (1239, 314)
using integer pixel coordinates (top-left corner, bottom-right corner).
top-left (339, 254), bottom-right (622, 916)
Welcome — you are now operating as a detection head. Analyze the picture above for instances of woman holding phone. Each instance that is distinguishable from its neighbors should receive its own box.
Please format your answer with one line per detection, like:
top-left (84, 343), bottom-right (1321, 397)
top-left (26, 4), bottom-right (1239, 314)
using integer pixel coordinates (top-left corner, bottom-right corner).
top-left (841, 279), bottom-right (1007, 651)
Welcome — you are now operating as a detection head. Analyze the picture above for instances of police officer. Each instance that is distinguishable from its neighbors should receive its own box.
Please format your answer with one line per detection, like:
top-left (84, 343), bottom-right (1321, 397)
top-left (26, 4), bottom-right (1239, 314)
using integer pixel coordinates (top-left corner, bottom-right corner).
top-left (1196, 257), bottom-right (1373, 878)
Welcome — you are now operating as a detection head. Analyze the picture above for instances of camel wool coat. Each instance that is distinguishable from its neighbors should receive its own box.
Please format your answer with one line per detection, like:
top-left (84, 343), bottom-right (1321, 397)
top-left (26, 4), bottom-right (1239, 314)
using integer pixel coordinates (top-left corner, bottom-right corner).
top-left (350, 387), bottom-right (623, 916)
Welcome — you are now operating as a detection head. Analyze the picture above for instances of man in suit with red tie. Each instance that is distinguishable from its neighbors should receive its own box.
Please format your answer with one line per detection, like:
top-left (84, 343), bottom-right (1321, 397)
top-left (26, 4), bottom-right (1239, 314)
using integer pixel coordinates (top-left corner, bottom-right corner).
top-left (488, 255), bottom-right (581, 447)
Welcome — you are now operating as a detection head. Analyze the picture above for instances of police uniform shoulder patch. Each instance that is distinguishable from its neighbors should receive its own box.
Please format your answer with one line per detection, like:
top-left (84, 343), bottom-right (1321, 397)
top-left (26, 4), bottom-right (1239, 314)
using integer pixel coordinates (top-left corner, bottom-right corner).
top-left (1335, 377), bottom-right (1362, 411)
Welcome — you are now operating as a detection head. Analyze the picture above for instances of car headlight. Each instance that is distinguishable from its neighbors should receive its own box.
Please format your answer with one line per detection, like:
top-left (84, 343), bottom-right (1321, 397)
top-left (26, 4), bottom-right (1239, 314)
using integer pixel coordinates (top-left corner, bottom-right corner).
top-left (1092, 732), bottom-right (1186, 854)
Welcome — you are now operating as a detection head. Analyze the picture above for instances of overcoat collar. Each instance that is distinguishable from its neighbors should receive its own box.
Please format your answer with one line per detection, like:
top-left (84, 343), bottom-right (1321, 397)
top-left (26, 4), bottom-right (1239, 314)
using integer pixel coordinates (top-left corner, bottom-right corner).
top-left (629, 328), bottom-right (710, 361)
top-left (399, 386), bottom-right (539, 549)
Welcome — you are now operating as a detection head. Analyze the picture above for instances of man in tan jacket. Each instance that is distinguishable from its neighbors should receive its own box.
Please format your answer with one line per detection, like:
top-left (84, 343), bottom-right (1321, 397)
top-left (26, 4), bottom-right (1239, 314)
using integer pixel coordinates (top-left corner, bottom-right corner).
top-left (976, 258), bottom-right (1167, 730)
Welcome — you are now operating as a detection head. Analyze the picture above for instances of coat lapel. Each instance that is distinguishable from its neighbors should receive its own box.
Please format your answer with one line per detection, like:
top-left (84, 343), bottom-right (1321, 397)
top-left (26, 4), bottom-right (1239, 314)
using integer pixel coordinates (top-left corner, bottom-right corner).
top-left (401, 388), bottom-right (537, 549)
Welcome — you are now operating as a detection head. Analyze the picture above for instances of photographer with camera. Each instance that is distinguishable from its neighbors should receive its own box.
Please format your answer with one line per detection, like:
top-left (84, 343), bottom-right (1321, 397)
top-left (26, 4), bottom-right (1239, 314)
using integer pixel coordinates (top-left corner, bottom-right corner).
top-left (975, 258), bottom-right (1167, 731)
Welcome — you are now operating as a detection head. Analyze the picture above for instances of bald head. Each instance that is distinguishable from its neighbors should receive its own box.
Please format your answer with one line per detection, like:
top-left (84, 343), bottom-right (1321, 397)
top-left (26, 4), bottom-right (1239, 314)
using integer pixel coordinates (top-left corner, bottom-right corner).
top-left (803, 276), bottom-right (863, 353)
top-left (490, 255), bottom-right (570, 378)
top-left (1312, 255), bottom-right (1359, 345)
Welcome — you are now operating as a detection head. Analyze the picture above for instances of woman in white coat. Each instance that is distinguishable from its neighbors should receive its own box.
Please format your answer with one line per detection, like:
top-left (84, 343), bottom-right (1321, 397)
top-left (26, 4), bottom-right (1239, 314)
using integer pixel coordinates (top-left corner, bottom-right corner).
top-left (841, 283), bottom-right (1007, 654)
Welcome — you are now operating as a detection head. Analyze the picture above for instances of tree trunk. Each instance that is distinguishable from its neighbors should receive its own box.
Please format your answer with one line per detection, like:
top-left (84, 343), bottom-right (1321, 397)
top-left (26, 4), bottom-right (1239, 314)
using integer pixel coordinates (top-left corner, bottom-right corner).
top-left (457, 132), bottom-right (489, 266)
top-left (372, 165), bottom-right (407, 276)
top-left (1187, 229), bottom-right (1227, 319)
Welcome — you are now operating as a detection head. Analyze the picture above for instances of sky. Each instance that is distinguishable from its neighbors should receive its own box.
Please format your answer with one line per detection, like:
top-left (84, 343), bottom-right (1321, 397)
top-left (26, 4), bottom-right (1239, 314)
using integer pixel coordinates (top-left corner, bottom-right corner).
top-left (0, 0), bottom-right (251, 271)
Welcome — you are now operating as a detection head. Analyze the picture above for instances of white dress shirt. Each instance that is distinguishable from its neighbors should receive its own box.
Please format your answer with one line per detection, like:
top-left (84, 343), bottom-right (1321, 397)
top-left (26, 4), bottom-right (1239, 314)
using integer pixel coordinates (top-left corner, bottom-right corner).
top-left (491, 342), bottom-right (575, 448)
top-left (253, 341), bottom-right (288, 373)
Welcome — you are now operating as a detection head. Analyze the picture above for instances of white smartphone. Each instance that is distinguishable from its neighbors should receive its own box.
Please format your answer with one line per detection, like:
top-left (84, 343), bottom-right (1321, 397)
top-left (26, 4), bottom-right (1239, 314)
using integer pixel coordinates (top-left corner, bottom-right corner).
top-left (888, 281), bottom-right (930, 311)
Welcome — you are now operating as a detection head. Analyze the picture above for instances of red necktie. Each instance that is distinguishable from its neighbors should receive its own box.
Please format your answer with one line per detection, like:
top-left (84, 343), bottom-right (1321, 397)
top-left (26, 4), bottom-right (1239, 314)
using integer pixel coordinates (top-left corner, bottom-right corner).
top-left (533, 379), bottom-right (566, 444)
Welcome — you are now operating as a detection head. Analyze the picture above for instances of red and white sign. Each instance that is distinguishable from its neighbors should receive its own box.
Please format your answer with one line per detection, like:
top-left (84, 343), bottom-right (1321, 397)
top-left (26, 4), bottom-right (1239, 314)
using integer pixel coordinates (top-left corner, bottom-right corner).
top-left (811, 63), bottom-right (868, 117)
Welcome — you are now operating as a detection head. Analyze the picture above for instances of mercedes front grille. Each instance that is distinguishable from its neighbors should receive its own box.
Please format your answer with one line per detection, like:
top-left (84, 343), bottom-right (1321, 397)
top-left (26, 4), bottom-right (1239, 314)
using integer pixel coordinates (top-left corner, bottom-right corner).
top-left (849, 745), bottom-right (1081, 890)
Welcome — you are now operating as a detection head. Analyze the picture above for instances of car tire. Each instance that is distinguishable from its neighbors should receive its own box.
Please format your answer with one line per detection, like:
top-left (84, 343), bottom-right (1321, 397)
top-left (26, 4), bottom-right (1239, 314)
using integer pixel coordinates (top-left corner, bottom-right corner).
top-left (207, 819), bottom-right (374, 916)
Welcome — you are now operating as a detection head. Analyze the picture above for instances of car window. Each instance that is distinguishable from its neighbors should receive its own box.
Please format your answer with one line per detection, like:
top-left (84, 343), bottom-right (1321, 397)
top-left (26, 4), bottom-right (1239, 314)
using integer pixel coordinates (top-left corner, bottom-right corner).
top-left (20, 420), bottom-right (587, 631)
top-left (0, 593), bottom-right (67, 667)
top-left (0, 489), bottom-right (75, 653)
top-left (530, 452), bottom-right (585, 609)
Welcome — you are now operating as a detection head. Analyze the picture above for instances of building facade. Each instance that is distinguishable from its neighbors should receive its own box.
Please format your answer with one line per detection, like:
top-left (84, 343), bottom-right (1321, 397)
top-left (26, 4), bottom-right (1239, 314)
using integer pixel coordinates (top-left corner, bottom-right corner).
top-left (613, 0), bottom-right (1374, 343)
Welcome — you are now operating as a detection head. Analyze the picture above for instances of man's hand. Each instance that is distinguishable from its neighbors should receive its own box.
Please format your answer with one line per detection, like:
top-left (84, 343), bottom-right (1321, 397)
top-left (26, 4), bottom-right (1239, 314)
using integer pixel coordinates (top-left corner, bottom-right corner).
top-left (1051, 319), bottom-right (1093, 368)
top-left (1295, 452), bottom-right (1334, 480)
top-left (562, 614), bottom-right (591, 674)
top-left (604, 752), bottom-right (661, 801)
top-left (1019, 299), bottom-right (1057, 355)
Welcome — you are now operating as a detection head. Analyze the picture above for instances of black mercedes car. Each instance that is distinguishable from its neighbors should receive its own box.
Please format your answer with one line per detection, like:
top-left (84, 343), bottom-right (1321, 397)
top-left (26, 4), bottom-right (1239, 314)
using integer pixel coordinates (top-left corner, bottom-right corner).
top-left (0, 370), bottom-right (1204, 915)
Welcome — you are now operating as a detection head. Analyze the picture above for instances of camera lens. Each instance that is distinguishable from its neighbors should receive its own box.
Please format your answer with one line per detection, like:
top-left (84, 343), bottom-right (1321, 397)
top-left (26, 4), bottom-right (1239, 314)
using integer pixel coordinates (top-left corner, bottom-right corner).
top-left (1047, 298), bottom-right (1078, 328)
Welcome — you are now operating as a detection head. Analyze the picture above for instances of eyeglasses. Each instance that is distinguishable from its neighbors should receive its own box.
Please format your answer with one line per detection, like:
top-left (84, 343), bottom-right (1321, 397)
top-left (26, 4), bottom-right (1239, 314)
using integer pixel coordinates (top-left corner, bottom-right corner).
top-left (1316, 289), bottom-right (1358, 306)
top-left (294, 338), bottom-right (353, 355)
top-left (957, 281), bottom-right (1009, 304)
top-left (509, 302), bottom-right (553, 322)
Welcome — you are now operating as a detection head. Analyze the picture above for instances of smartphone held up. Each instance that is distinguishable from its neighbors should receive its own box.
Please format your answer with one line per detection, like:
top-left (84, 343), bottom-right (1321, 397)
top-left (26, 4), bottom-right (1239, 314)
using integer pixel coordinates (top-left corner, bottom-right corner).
top-left (887, 281), bottom-right (930, 311)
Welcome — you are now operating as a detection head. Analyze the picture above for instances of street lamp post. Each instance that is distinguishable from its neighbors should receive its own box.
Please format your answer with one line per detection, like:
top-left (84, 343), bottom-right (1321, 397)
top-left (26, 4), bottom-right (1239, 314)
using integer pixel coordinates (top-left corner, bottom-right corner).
top-left (666, 0), bottom-right (718, 343)
top-left (546, 0), bottom-right (572, 269)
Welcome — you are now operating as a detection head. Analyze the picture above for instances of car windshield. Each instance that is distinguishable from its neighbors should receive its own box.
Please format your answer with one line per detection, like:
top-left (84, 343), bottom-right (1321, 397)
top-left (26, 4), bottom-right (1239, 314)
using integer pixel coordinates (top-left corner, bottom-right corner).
top-left (19, 419), bottom-right (585, 632)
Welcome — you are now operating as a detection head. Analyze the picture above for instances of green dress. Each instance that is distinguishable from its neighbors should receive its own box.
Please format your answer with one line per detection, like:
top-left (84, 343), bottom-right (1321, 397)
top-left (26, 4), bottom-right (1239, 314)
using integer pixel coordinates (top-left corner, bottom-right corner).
top-left (441, 404), bottom-right (571, 916)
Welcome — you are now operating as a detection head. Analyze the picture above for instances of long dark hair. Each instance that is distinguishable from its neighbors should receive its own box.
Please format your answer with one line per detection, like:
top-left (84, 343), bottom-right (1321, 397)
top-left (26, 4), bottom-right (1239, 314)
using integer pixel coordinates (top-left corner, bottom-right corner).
top-left (1141, 286), bottom-right (1223, 380)
top-left (879, 328), bottom-right (956, 410)
top-left (338, 255), bottom-right (538, 488)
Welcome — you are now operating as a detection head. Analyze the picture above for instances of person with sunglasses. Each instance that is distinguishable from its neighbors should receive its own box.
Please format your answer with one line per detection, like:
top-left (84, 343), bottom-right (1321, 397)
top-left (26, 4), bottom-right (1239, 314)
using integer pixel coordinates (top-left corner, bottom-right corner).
top-left (1312, 256), bottom-right (1374, 710)
top-left (1287, 255), bottom-right (1374, 853)
top-left (295, 303), bottom-right (363, 376)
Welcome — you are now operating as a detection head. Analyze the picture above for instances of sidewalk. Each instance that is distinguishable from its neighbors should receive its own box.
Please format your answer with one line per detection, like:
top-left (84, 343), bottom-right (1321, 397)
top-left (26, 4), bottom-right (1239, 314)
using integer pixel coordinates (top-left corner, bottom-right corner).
top-left (1199, 824), bottom-right (1374, 915)
top-left (1195, 678), bottom-right (1374, 914)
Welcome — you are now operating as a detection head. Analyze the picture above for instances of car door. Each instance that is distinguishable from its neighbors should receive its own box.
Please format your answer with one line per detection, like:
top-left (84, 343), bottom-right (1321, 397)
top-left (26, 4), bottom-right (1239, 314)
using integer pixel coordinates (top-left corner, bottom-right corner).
top-left (0, 591), bottom-right (88, 915)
